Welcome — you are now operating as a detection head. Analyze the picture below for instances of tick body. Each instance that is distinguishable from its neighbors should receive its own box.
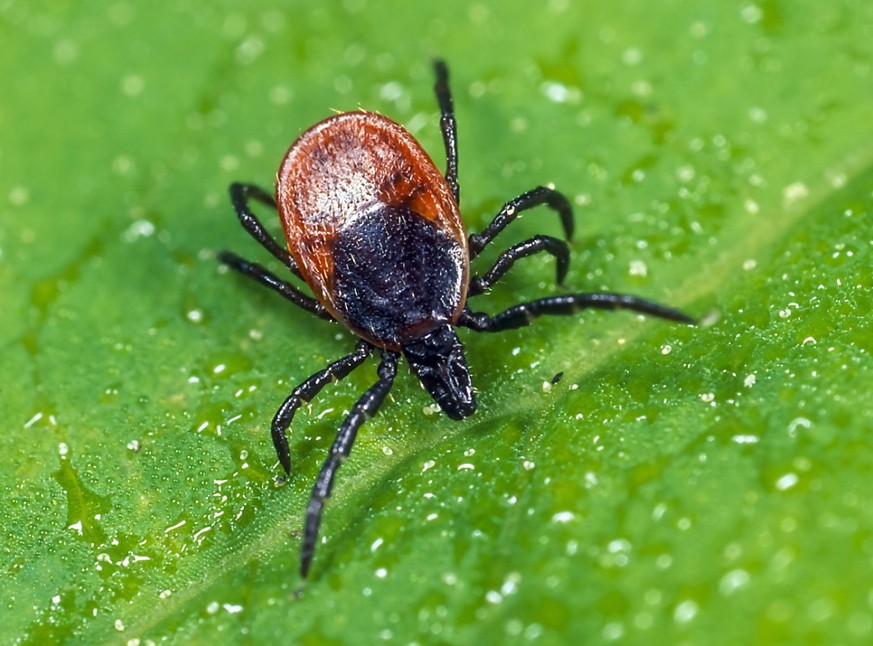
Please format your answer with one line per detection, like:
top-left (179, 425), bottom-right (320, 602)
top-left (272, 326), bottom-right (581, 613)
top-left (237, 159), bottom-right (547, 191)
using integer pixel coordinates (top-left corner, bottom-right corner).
top-left (218, 60), bottom-right (694, 579)
top-left (277, 112), bottom-right (469, 350)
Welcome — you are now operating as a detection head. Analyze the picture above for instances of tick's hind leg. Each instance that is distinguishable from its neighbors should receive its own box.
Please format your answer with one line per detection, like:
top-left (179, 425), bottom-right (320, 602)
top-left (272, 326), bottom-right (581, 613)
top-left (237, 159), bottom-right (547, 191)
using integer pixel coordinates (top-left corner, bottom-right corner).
top-left (468, 234), bottom-right (571, 297)
top-left (270, 341), bottom-right (373, 474)
top-left (469, 186), bottom-right (575, 258)
top-left (229, 182), bottom-right (301, 277)
top-left (300, 350), bottom-right (400, 578)
top-left (459, 292), bottom-right (695, 332)
top-left (217, 251), bottom-right (331, 320)
top-left (433, 59), bottom-right (459, 204)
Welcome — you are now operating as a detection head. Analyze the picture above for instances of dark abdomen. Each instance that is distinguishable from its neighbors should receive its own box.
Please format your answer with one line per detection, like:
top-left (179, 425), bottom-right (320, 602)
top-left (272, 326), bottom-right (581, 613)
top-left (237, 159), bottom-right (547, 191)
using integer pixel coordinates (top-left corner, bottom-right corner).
top-left (332, 203), bottom-right (465, 348)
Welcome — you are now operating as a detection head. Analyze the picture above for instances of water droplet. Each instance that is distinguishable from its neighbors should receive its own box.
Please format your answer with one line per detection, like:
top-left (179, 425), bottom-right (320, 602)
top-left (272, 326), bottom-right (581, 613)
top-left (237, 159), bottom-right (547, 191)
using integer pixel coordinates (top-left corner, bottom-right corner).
top-left (551, 511), bottom-right (575, 524)
top-left (673, 599), bottom-right (699, 623)
top-left (719, 568), bottom-right (751, 594)
top-left (774, 472), bottom-right (799, 491)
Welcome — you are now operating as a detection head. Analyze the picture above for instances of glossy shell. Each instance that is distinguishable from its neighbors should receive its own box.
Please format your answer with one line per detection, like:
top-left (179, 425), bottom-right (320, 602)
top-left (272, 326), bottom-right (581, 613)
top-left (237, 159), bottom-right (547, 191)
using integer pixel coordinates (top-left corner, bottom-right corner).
top-left (276, 111), bottom-right (469, 350)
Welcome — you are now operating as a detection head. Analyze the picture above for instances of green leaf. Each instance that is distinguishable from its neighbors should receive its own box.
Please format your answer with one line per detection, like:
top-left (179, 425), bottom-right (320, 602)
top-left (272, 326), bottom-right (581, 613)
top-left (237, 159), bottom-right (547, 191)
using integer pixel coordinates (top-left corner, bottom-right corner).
top-left (2, 1), bottom-right (871, 643)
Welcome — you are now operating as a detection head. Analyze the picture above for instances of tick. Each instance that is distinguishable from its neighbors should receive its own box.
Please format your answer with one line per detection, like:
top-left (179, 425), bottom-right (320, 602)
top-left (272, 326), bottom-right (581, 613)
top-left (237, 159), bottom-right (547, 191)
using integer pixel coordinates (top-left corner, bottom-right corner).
top-left (218, 60), bottom-right (694, 578)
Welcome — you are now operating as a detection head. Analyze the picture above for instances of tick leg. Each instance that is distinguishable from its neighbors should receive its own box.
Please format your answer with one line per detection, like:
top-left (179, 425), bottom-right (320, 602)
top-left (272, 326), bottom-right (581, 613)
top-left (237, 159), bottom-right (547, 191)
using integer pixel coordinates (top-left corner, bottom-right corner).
top-left (217, 251), bottom-right (332, 320)
top-left (229, 182), bottom-right (302, 278)
top-left (468, 234), bottom-right (571, 297)
top-left (469, 186), bottom-right (574, 258)
top-left (301, 350), bottom-right (400, 578)
top-left (433, 59), bottom-right (460, 205)
top-left (459, 292), bottom-right (696, 332)
top-left (271, 341), bottom-right (373, 474)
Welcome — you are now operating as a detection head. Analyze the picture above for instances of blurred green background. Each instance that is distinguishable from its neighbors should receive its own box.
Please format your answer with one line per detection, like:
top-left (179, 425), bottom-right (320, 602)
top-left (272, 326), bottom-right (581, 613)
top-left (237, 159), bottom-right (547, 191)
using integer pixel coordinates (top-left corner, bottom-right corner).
top-left (1, 1), bottom-right (871, 643)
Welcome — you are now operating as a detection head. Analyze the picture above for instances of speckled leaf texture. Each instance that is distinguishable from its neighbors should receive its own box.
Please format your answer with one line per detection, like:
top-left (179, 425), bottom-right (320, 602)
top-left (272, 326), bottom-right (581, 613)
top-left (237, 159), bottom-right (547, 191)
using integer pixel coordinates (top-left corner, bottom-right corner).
top-left (1, 1), bottom-right (871, 644)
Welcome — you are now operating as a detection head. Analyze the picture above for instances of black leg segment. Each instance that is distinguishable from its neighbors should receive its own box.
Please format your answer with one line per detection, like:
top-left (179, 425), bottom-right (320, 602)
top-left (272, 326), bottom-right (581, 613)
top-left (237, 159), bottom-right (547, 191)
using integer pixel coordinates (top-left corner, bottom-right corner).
top-left (468, 186), bottom-right (575, 258)
top-left (217, 251), bottom-right (331, 320)
top-left (468, 234), bottom-right (571, 297)
top-left (459, 292), bottom-right (696, 332)
top-left (300, 350), bottom-right (400, 578)
top-left (271, 341), bottom-right (373, 474)
top-left (229, 182), bottom-right (302, 278)
top-left (433, 59), bottom-right (460, 205)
